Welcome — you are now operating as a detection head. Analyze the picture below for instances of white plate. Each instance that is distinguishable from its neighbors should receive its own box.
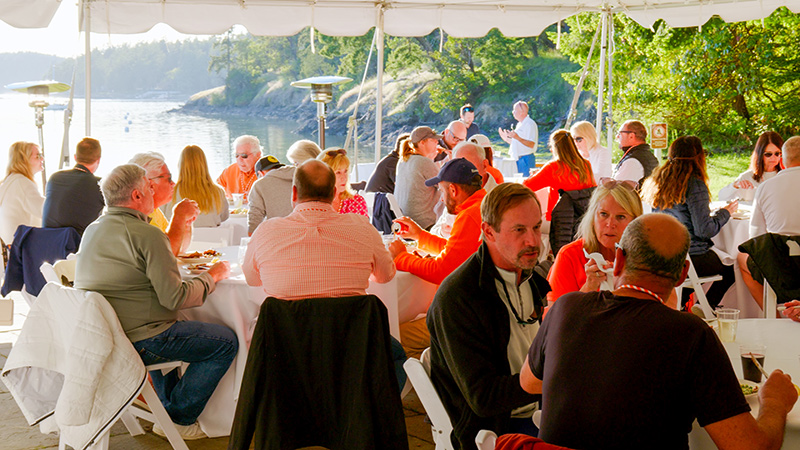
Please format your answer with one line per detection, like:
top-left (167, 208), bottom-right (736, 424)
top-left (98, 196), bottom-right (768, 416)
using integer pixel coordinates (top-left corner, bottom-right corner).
top-left (230, 213), bottom-right (247, 218)
top-left (739, 379), bottom-right (760, 398)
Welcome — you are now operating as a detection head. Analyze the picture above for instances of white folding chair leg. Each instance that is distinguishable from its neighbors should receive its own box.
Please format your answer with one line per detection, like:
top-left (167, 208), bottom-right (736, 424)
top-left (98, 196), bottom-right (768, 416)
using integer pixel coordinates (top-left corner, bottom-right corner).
top-left (120, 410), bottom-right (145, 436)
top-left (139, 380), bottom-right (190, 450)
top-left (475, 429), bottom-right (497, 450)
top-left (763, 279), bottom-right (778, 318)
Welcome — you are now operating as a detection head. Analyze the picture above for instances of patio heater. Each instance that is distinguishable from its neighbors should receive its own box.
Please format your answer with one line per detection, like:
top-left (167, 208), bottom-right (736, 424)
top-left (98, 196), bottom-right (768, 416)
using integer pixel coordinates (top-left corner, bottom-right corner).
top-left (290, 76), bottom-right (352, 149)
top-left (4, 80), bottom-right (71, 188)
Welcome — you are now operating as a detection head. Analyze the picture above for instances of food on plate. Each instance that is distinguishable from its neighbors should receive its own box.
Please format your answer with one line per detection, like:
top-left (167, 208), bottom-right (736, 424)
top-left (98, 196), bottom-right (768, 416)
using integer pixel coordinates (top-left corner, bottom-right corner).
top-left (230, 207), bottom-right (248, 215)
top-left (187, 263), bottom-right (212, 271)
top-left (740, 382), bottom-right (759, 396)
top-left (181, 249), bottom-right (221, 259)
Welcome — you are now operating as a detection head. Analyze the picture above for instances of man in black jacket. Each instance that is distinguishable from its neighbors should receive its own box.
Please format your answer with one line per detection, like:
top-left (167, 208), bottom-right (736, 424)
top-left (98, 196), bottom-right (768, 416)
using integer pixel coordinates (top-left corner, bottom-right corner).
top-left (613, 120), bottom-right (658, 188)
top-left (427, 182), bottom-right (550, 450)
top-left (42, 137), bottom-right (105, 235)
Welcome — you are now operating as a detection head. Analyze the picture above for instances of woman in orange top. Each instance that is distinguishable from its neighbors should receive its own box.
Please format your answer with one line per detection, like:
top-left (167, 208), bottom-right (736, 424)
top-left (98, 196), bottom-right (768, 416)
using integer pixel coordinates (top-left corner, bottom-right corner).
top-left (523, 129), bottom-right (595, 220)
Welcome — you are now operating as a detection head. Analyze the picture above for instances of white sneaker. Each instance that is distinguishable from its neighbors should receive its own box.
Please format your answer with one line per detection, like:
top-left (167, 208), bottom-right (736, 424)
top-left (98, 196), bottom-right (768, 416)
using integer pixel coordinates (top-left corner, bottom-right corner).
top-left (152, 421), bottom-right (207, 440)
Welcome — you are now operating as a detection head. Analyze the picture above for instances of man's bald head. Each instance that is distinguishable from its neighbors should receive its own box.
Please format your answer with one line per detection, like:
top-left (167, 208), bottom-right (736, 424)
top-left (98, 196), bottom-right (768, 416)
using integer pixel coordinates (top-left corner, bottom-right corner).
top-left (443, 121), bottom-right (468, 149)
top-left (294, 159), bottom-right (336, 203)
top-left (783, 136), bottom-right (800, 167)
top-left (453, 142), bottom-right (487, 177)
top-left (619, 214), bottom-right (690, 284)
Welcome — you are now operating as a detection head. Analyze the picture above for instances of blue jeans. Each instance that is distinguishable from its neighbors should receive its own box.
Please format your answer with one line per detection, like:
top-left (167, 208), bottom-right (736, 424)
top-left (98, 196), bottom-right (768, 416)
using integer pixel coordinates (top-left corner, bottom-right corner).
top-left (516, 153), bottom-right (536, 176)
top-left (390, 336), bottom-right (407, 390)
top-left (133, 321), bottom-right (238, 425)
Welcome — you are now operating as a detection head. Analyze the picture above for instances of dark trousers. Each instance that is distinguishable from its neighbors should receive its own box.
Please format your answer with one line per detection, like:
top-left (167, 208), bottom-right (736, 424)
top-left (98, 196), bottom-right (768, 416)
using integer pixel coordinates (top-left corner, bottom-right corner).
top-left (686, 250), bottom-right (735, 309)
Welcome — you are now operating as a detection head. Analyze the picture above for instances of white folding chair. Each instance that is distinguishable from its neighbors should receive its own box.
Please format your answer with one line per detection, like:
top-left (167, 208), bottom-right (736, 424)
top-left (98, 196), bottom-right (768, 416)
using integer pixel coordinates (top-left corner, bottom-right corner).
top-left (475, 429), bottom-right (497, 450)
top-left (362, 192), bottom-right (376, 220)
top-left (191, 224), bottom-right (234, 249)
top-left (403, 348), bottom-right (454, 450)
top-left (763, 279), bottom-right (778, 319)
top-left (385, 193), bottom-right (405, 219)
top-left (40, 259), bottom-right (77, 286)
top-left (675, 255), bottom-right (719, 319)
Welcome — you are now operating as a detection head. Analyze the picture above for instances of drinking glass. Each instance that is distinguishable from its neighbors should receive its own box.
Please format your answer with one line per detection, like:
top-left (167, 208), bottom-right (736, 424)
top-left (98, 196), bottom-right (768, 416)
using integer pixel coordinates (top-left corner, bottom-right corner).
top-left (740, 344), bottom-right (767, 382)
top-left (232, 193), bottom-right (244, 208)
top-left (716, 308), bottom-right (740, 343)
top-left (238, 237), bottom-right (251, 266)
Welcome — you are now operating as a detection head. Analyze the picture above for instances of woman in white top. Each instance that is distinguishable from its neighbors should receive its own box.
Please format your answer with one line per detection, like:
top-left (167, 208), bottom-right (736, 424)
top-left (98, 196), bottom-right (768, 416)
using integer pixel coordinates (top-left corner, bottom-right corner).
top-left (718, 131), bottom-right (784, 203)
top-left (570, 121), bottom-right (612, 184)
top-left (0, 141), bottom-right (45, 244)
top-left (166, 145), bottom-right (228, 227)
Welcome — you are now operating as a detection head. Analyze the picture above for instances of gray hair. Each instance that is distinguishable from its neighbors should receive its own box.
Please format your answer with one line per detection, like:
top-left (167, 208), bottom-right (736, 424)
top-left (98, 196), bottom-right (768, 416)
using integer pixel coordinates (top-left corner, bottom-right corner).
top-left (101, 164), bottom-right (148, 207)
top-left (287, 139), bottom-right (322, 164)
top-left (128, 152), bottom-right (166, 177)
top-left (233, 135), bottom-right (262, 155)
top-left (619, 215), bottom-right (689, 283)
top-left (453, 141), bottom-right (486, 161)
top-left (783, 136), bottom-right (800, 166)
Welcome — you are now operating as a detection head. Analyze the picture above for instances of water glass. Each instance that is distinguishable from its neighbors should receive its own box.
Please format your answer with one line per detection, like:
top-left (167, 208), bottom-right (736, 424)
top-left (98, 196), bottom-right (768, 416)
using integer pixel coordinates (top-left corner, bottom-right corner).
top-left (238, 237), bottom-right (251, 266)
top-left (232, 193), bottom-right (244, 208)
top-left (716, 308), bottom-right (740, 343)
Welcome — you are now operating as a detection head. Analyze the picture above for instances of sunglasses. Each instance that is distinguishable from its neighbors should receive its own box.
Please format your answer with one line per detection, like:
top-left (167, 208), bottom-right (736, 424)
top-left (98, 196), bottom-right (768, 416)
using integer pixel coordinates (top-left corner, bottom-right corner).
top-left (324, 148), bottom-right (347, 157)
top-left (574, 137), bottom-right (585, 143)
top-left (150, 174), bottom-right (173, 183)
top-left (462, 106), bottom-right (474, 113)
top-left (599, 177), bottom-right (638, 191)
top-left (235, 153), bottom-right (252, 159)
top-left (617, 130), bottom-right (635, 136)
top-left (764, 151), bottom-right (781, 158)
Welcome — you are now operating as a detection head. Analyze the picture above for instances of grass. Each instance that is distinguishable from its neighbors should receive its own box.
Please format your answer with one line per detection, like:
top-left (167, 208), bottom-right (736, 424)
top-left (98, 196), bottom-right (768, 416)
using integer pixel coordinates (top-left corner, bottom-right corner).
top-left (707, 152), bottom-right (751, 201)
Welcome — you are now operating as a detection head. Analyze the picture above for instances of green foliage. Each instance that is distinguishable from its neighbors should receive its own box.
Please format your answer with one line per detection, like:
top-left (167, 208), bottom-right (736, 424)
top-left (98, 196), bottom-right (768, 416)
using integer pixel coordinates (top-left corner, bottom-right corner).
top-left (556, 8), bottom-right (800, 151)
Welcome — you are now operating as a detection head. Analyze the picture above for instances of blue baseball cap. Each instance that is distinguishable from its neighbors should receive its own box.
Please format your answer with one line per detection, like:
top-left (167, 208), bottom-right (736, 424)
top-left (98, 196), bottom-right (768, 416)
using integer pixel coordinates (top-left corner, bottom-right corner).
top-left (425, 158), bottom-right (482, 187)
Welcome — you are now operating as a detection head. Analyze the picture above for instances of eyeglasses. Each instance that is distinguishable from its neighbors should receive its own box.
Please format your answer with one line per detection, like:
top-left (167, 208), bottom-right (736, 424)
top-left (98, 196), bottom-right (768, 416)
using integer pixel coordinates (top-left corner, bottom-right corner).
top-left (462, 106), bottom-right (474, 113)
top-left (764, 151), bottom-right (781, 158)
top-left (599, 177), bottom-right (638, 191)
top-left (235, 153), bottom-right (252, 159)
top-left (614, 242), bottom-right (626, 255)
top-left (617, 130), bottom-right (635, 136)
top-left (574, 137), bottom-right (585, 143)
top-left (150, 174), bottom-right (173, 183)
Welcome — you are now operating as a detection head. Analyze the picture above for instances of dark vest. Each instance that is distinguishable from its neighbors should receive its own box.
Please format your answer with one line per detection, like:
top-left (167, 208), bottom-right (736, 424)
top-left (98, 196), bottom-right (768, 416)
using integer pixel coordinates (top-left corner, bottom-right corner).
top-left (615, 143), bottom-right (658, 187)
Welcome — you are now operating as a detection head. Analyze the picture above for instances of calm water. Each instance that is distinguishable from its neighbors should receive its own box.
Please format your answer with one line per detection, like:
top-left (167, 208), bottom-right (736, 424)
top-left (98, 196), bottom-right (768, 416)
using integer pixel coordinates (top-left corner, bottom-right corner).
top-left (0, 95), bottom-right (359, 187)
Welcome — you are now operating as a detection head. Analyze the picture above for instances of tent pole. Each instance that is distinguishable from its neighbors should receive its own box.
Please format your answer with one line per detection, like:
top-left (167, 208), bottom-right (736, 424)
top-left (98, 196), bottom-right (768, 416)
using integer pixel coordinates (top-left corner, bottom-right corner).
top-left (595, 9), bottom-right (608, 140)
top-left (606, 13), bottom-right (615, 152)
top-left (375, 8), bottom-right (384, 165)
top-left (84, 0), bottom-right (91, 135)
top-left (565, 24), bottom-right (601, 128)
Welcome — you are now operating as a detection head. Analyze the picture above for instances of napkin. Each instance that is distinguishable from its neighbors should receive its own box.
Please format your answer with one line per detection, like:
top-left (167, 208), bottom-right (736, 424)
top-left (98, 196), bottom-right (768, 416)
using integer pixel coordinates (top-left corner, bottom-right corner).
top-left (583, 248), bottom-right (615, 291)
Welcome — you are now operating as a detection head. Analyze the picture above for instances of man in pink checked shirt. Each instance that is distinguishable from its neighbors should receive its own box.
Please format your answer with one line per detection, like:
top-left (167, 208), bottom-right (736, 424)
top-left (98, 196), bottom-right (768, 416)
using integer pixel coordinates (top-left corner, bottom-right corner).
top-left (243, 159), bottom-right (395, 300)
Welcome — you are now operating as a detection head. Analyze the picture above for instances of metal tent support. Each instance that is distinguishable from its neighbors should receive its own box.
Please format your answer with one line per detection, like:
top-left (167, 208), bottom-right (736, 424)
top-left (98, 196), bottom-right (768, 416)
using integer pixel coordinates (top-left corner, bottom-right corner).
top-left (374, 7), bottom-right (384, 165)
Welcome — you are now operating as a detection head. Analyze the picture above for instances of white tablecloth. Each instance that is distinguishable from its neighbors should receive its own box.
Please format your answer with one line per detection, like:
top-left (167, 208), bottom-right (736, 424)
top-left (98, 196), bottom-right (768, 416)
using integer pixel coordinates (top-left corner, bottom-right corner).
top-left (176, 246), bottom-right (435, 436)
top-left (690, 319), bottom-right (800, 449)
top-left (710, 203), bottom-right (761, 318)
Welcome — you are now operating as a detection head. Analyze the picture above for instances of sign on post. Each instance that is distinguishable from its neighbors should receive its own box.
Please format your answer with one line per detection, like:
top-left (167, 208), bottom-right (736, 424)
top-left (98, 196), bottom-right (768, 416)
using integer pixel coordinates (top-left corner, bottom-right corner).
top-left (651, 122), bottom-right (668, 161)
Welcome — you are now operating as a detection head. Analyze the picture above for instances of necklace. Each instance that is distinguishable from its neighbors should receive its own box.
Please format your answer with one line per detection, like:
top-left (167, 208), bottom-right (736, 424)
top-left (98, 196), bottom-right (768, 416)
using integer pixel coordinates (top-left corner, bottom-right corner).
top-left (238, 170), bottom-right (255, 198)
top-left (617, 284), bottom-right (665, 304)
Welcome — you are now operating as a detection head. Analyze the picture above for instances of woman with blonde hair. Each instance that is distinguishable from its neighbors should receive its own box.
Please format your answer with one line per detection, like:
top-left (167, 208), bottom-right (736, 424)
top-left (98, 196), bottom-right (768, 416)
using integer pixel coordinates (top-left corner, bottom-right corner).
top-left (166, 145), bottom-right (228, 227)
top-left (523, 129), bottom-right (596, 220)
top-left (570, 121), bottom-right (612, 183)
top-left (0, 141), bottom-right (45, 244)
top-left (643, 135), bottom-right (736, 308)
top-left (317, 148), bottom-right (368, 216)
top-left (394, 126), bottom-right (441, 229)
top-left (547, 180), bottom-right (642, 303)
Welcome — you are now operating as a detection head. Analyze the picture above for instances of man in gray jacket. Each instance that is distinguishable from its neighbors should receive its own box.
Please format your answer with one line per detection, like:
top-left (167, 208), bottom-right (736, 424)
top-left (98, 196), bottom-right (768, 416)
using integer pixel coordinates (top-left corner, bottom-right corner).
top-left (248, 154), bottom-right (295, 235)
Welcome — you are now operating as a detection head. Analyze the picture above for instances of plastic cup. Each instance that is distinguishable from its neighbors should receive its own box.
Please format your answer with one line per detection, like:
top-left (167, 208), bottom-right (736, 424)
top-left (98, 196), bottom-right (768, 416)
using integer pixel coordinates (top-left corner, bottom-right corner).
top-left (238, 237), bottom-right (251, 266)
top-left (716, 308), bottom-right (740, 343)
top-left (740, 344), bottom-right (766, 383)
top-left (232, 193), bottom-right (244, 208)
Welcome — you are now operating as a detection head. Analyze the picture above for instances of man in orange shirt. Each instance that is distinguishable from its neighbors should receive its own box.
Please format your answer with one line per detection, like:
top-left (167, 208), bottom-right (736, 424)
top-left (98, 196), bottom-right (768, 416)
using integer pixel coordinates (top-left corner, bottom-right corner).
top-left (217, 135), bottom-right (262, 200)
top-left (389, 158), bottom-right (485, 356)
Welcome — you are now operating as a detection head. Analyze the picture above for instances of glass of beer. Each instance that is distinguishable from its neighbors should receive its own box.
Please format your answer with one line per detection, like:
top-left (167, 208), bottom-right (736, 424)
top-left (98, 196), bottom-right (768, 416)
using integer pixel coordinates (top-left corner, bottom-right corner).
top-left (716, 308), bottom-right (740, 343)
top-left (740, 344), bottom-right (767, 383)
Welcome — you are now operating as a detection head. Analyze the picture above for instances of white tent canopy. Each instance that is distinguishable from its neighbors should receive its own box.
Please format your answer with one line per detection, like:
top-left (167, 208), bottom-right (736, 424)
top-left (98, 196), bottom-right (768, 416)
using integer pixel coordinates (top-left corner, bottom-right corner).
top-left (3, 0), bottom-right (798, 37)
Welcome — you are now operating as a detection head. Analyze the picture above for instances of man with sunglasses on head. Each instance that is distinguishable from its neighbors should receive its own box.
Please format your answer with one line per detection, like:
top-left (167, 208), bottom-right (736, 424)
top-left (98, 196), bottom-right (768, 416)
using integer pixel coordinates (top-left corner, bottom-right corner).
top-left (460, 104), bottom-right (480, 140)
top-left (217, 135), bottom-right (262, 201)
top-left (129, 152), bottom-right (198, 256)
top-left (612, 119), bottom-right (658, 188)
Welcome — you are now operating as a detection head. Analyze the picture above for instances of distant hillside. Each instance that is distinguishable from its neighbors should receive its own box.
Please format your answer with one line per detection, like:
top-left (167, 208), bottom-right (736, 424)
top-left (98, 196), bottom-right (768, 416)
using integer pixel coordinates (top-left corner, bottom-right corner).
top-left (0, 52), bottom-right (66, 89)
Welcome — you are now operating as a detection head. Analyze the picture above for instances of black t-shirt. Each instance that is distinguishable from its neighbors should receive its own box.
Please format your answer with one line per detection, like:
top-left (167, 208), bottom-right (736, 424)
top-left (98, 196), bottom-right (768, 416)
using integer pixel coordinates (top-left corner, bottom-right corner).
top-left (528, 291), bottom-right (750, 450)
top-left (366, 151), bottom-right (399, 194)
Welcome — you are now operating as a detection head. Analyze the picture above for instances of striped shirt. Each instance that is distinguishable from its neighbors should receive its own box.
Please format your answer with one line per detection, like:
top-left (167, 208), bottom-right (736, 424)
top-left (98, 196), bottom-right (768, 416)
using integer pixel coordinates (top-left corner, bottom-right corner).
top-left (243, 201), bottom-right (396, 300)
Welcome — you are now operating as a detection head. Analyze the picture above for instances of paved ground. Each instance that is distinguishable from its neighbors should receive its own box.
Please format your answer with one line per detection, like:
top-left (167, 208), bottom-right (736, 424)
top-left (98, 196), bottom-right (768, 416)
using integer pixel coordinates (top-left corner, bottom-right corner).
top-left (0, 292), bottom-right (435, 450)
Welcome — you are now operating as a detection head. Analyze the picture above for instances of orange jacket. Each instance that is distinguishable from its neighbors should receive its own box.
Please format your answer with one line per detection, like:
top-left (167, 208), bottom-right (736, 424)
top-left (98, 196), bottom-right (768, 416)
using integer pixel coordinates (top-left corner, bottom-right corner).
top-left (394, 189), bottom-right (486, 285)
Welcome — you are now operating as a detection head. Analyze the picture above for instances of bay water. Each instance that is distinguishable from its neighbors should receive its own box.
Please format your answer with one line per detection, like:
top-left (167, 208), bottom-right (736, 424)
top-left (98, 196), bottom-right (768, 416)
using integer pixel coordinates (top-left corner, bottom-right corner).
top-left (0, 95), bottom-right (358, 190)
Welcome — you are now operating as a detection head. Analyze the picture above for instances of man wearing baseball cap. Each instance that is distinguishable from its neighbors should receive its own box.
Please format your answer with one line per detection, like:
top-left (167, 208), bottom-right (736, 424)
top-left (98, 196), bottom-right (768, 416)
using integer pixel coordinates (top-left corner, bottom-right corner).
top-left (388, 157), bottom-right (486, 356)
top-left (247, 155), bottom-right (295, 235)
